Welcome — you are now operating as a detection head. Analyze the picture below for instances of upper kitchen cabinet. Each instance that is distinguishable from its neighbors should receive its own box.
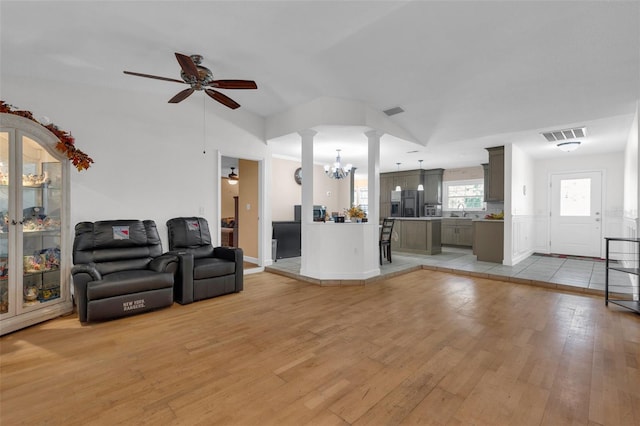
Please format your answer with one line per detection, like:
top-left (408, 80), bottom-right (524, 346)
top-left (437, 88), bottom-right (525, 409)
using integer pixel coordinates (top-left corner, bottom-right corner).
top-left (380, 174), bottom-right (394, 203)
top-left (394, 172), bottom-right (421, 192)
top-left (380, 170), bottom-right (421, 193)
top-left (483, 146), bottom-right (504, 202)
top-left (422, 169), bottom-right (444, 204)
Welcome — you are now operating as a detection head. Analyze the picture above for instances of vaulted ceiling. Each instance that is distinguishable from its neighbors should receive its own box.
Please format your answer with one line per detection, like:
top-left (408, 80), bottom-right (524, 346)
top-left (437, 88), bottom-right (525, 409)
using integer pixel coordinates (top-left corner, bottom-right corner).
top-left (1, 1), bottom-right (638, 172)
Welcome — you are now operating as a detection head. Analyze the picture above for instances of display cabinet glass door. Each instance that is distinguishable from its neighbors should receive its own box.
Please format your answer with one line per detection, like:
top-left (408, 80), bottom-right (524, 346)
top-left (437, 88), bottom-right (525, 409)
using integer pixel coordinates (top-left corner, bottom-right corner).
top-left (1, 131), bottom-right (9, 314)
top-left (0, 132), bottom-right (62, 316)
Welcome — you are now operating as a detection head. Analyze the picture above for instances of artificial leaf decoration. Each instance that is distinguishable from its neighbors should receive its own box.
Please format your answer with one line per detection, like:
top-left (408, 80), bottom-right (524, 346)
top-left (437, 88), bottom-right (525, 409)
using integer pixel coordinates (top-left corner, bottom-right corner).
top-left (0, 101), bottom-right (94, 171)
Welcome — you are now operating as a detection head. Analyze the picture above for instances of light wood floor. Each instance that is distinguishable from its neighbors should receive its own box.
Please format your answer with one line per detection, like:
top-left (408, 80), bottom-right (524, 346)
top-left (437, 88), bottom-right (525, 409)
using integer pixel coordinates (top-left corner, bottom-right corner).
top-left (1, 270), bottom-right (639, 425)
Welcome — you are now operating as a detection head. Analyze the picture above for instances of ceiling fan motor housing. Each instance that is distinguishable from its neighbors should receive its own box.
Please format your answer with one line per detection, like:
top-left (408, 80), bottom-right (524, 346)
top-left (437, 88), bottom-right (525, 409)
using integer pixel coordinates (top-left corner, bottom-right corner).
top-left (180, 55), bottom-right (214, 89)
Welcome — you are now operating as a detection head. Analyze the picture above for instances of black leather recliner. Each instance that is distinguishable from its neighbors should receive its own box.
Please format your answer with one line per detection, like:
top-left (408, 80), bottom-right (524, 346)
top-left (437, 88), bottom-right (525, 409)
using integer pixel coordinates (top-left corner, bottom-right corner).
top-left (71, 220), bottom-right (179, 322)
top-left (167, 217), bottom-right (243, 305)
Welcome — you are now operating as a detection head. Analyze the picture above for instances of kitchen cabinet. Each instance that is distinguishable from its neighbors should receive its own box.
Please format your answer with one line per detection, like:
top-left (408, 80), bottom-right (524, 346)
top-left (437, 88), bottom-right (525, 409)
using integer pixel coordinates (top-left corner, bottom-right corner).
top-left (393, 218), bottom-right (441, 255)
top-left (380, 174), bottom-right (393, 204)
top-left (0, 113), bottom-right (72, 335)
top-left (379, 174), bottom-right (394, 220)
top-left (441, 218), bottom-right (473, 246)
top-left (380, 169), bottom-right (443, 217)
top-left (423, 169), bottom-right (444, 204)
top-left (394, 172), bottom-right (421, 192)
top-left (483, 146), bottom-right (504, 202)
top-left (473, 220), bottom-right (504, 263)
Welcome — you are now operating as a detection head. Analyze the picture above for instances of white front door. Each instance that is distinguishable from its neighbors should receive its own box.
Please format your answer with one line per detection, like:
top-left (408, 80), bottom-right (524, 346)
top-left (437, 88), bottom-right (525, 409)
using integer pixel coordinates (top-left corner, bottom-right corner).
top-left (550, 171), bottom-right (603, 257)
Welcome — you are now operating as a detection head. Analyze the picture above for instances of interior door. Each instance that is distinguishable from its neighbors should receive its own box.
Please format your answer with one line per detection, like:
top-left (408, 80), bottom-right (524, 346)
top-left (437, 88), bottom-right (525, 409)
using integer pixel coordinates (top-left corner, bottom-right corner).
top-left (550, 171), bottom-right (603, 257)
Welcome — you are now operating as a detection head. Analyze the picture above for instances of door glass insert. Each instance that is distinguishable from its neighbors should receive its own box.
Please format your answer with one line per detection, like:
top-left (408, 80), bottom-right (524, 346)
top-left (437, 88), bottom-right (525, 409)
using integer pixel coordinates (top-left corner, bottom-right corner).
top-left (22, 136), bottom-right (61, 307)
top-left (0, 132), bottom-right (9, 314)
top-left (560, 178), bottom-right (591, 216)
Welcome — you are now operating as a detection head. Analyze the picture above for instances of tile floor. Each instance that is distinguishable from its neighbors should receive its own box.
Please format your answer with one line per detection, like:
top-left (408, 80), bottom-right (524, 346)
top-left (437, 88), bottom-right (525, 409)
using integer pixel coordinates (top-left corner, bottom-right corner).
top-left (265, 247), bottom-right (638, 300)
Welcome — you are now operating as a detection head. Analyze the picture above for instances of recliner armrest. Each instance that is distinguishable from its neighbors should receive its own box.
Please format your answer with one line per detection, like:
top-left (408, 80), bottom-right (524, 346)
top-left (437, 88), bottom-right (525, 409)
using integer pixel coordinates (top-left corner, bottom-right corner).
top-left (170, 251), bottom-right (195, 305)
top-left (213, 247), bottom-right (243, 292)
top-left (71, 263), bottom-right (101, 322)
top-left (213, 246), bottom-right (241, 263)
top-left (149, 253), bottom-right (180, 274)
top-left (71, 263), bottom-right (101, 281)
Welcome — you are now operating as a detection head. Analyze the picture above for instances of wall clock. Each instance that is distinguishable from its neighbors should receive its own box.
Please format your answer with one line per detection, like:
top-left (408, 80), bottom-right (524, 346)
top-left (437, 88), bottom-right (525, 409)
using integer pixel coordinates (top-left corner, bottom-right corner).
top-left (294, 167), bottom-right (302, 185)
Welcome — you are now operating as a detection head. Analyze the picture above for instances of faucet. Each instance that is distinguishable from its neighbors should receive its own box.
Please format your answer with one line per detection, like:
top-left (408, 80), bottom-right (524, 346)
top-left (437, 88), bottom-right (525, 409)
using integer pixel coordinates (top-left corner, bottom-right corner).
top-left (458, 203), bottom-right (467, 217)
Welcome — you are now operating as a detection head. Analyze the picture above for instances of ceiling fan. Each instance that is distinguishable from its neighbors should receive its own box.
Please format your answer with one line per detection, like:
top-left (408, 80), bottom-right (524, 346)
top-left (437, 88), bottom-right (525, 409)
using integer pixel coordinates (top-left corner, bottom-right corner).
top-left (123, 52), bottom-right (257, 109)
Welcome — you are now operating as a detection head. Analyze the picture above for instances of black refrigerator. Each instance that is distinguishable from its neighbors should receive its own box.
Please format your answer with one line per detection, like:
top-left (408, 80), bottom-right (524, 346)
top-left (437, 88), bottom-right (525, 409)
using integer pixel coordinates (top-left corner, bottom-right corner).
top-left (401, 190), bottom-right (423, 217)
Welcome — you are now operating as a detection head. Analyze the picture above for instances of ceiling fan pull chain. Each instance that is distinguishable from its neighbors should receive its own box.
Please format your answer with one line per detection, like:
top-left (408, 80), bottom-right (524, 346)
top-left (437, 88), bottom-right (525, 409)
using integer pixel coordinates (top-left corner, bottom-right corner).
top-left (202, 93), bottom-right (206, 155)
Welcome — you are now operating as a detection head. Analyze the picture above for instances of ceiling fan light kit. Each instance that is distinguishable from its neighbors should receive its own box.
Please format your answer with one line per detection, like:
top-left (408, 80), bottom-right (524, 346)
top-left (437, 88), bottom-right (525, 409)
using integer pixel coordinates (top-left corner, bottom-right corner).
top-left (227, 167), bottom-right (239, 185)
top-left (124, 52), bottom-right (257, 109)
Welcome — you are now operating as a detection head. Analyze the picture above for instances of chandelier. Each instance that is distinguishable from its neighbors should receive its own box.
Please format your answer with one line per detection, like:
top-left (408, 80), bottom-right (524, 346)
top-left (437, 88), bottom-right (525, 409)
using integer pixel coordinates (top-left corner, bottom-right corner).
top-left (324, 149), bottom-right (352, 179)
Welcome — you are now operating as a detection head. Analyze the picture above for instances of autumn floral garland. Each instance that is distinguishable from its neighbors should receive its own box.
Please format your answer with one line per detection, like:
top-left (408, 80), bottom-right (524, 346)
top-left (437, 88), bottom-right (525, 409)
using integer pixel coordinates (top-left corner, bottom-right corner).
top-left (0, 101), bottom-right (93, 171)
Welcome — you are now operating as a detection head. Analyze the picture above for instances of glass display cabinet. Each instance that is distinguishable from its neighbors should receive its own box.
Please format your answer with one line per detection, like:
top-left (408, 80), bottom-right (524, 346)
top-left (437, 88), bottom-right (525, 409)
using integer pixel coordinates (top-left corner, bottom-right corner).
top-left (0, 113), bottom-right (72, 335)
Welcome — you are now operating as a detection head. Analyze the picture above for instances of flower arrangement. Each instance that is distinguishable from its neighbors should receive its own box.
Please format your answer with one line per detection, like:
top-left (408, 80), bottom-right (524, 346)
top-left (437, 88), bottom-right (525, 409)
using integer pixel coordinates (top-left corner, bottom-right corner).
top-left (346, 205), bottom-right (365, 220)
top-left (1, 101), bottom-right (93, 171)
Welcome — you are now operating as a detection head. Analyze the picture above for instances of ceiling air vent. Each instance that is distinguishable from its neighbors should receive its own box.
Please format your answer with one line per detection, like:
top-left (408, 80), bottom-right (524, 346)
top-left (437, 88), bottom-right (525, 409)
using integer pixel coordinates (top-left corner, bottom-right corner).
top-left (383, 106), bottom-right (405, 116)
top-left (541, 126), bottom-right (586, 142)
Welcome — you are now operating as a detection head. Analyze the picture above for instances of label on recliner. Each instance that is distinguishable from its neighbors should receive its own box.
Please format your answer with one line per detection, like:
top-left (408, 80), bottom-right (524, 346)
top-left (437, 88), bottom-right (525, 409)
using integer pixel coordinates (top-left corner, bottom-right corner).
top-left (123, 299), bottom-right (145, 311)
top-left (187, 220), bottom-right (199, 231)
top-left (112, 226), bottom-right (130, 240)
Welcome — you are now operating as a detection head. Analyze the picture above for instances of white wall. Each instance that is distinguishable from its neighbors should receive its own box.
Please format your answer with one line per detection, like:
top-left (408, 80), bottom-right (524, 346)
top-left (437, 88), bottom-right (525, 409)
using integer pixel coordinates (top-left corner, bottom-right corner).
top-left (533, 151), bottom-right (625, 257)
top-left (623, 102), bottom-right (639, 224)
top-left (621, 103), bottom-right (638, 268)
top-left (504, 144), bottom-right (536, 265)
top-left (2, 76), bottom-right (272, 264)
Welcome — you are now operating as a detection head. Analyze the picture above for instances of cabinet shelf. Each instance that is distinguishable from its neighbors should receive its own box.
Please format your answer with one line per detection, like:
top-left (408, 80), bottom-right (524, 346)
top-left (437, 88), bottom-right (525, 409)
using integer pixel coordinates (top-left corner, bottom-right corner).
top-left (605, 237), bottom-right (640, 314)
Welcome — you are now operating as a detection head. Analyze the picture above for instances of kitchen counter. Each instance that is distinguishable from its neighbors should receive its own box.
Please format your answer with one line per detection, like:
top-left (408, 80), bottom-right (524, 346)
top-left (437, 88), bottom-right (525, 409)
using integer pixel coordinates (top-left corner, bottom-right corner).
top-left (473, 220), bottom-right (504, 263)
top-left (389, 217), bottom-right (442, 221)
top-left (386, 217), bottom-right (441, 255)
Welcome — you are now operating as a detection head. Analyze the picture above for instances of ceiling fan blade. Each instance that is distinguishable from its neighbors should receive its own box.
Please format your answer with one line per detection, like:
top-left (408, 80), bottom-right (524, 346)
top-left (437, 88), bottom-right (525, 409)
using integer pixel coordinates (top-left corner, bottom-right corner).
top-left (168, 88), bottom-right (195, 103)
top-left (210, 80), bottom-right (258, 90)
top-left (205, 89), bottom-right (240, 109)
top-left (123, 71), bottom-right (184, 84)
top-left (175, 52), bottom-right (199, 79)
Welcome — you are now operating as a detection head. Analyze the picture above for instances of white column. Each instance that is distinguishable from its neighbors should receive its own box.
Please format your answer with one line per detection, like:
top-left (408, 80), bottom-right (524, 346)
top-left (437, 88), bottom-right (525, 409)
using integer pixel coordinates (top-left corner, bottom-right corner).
top-left (299, 129), bottom-right (317, 224)
top-left (365, 129), bottom-right (382, 225)
top-left (299, 130), bottom-right (317, 276)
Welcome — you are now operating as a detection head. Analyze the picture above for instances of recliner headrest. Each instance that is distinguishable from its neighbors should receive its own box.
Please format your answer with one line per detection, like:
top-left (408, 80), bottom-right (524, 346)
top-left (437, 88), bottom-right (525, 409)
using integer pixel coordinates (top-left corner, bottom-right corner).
top-left (166, 217), bottom-right (212, 250)
top-left (72, 220), bottom-right (164, 265)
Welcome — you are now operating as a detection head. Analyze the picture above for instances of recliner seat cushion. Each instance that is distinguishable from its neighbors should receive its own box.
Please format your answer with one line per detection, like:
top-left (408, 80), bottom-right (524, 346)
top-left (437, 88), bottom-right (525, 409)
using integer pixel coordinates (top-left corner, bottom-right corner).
top-left (193, 257), bottom-right (235, 280)
top-left (87, 270), bottom-right (174, 300)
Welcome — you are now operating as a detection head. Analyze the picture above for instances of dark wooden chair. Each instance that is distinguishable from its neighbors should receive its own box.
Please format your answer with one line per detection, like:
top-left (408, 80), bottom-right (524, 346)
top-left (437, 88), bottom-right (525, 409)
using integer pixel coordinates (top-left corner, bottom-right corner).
top-left (379, 218), bottom-right (395, 265)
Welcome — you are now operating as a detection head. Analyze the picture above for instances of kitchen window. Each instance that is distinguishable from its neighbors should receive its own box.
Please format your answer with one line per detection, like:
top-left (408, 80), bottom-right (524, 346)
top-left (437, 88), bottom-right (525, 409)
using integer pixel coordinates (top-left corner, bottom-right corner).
top-left (443, 179), bottom-right (484, 210)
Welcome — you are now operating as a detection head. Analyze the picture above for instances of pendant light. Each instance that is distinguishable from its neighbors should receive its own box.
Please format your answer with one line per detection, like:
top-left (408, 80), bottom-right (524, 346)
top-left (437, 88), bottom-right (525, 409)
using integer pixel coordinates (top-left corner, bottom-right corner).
top-left (395, 162), bottom-right (401, 191)
top-left (417, 160), bottom-right (424, 191)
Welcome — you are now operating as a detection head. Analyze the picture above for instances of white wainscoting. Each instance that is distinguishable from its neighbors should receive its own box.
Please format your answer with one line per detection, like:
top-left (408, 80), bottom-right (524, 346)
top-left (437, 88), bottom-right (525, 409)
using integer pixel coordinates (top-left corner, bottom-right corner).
top-left (509, 215), bottom-right (536, 266)
top-left (533, 214), bottom-right (550, 255)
